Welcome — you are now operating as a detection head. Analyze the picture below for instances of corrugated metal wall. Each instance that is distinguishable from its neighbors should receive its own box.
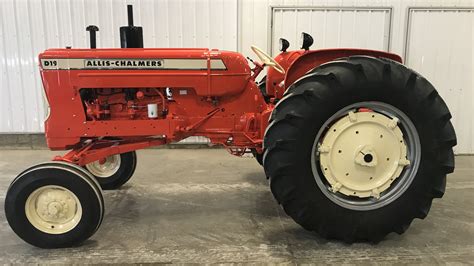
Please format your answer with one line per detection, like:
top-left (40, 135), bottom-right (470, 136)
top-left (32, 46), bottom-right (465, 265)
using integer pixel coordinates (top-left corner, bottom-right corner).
top-left (0, 0), bottom-right (237, 138)
top-left (241, 0), bottom-right (474, 153)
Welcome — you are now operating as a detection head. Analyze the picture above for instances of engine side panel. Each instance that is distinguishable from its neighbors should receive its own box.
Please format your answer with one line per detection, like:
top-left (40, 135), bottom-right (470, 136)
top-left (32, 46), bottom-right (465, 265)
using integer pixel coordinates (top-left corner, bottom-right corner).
top-left (39, 48), bottom-right (267, 150)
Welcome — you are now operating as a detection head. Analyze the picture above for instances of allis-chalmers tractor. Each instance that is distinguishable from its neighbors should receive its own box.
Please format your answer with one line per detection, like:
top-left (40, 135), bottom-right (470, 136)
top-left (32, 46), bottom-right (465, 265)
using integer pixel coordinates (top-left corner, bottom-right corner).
top-left (5, 6), bottom-right (456, 248)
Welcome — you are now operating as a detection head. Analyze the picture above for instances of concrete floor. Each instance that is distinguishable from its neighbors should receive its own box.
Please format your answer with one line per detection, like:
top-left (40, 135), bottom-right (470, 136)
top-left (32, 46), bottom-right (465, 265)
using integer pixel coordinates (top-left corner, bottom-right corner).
top-left (0, 149), bottom-right (472, 264)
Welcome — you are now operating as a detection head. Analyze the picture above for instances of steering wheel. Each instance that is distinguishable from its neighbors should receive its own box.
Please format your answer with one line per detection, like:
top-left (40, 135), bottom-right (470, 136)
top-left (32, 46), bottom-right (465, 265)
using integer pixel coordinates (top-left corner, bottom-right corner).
top-left (251, 45), bottom-right (285, 74)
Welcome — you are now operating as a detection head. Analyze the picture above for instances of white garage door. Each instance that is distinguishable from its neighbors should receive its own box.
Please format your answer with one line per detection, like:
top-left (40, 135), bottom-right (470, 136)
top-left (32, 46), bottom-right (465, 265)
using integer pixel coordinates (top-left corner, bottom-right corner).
top-left (271, 7), bottom-right (392, 55)
top-left (406, 8), bottom-right (474, 154)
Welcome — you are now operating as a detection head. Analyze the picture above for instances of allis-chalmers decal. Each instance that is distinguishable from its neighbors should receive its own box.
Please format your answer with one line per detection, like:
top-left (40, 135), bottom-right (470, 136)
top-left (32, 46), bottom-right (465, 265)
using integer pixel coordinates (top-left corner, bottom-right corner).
top-left (85, 59), bottom-right (164, 68)
top-left (40, 58), bottom-right (226, 70)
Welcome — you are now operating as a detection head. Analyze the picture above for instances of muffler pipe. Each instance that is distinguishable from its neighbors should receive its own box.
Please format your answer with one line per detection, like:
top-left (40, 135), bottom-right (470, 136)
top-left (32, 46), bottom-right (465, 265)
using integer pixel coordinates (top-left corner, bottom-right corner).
top-left (120, 5), bottom-right (144, 48)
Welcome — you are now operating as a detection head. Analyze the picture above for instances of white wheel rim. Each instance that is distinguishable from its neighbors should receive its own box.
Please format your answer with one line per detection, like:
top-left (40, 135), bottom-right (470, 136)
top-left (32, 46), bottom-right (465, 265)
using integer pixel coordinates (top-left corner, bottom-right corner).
top-left (319, 111), bottom-right (409, 198)
top-left (311, 102), bottom-right (421, 210)
top-left (25, 185), bottom-right (82, 234)
top-left (85, 154), bottom-right (121, 178)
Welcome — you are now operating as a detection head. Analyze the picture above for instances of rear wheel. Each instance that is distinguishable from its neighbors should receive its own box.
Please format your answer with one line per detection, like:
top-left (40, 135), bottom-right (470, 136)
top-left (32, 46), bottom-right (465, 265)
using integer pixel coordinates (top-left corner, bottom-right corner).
top-left (85, 151), bottom-right (137, 190)
top-left (5, 162), bottom-right (104, 248)
top-left (263, 56), bottom-right (456, 242)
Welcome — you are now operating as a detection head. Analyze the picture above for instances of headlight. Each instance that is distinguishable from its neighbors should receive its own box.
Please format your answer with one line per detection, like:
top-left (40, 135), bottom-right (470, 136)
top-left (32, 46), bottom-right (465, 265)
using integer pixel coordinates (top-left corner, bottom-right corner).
top-left (279, 38), bottom-right (290, 52)
top-left (300, 32), bottom-right (314, 50)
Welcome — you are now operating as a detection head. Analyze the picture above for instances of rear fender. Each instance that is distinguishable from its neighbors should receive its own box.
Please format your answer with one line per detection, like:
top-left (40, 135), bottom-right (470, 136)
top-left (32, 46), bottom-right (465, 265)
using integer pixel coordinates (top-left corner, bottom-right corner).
top-left (267, 48), bottom-right (402, 99)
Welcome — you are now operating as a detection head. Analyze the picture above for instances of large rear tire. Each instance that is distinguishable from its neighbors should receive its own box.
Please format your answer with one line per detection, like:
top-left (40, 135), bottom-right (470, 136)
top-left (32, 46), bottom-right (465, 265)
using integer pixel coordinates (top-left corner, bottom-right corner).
top-left (263, 56), bottom-right (456, 242)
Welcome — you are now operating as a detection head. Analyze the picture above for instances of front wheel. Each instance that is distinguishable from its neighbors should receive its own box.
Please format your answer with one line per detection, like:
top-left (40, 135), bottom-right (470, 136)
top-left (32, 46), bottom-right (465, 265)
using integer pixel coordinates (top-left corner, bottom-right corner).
top-left (264, 56), bottom-right (456, 242)
top-left (5, 162), bottom-right (104, 248)
top-left (84, 151), bottom-right (137, 190)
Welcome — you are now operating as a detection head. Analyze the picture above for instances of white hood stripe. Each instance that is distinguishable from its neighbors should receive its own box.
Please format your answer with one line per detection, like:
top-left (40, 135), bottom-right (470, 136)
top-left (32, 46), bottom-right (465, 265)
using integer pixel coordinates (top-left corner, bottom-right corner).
top-left (40, 58), bottom-right (226, 70)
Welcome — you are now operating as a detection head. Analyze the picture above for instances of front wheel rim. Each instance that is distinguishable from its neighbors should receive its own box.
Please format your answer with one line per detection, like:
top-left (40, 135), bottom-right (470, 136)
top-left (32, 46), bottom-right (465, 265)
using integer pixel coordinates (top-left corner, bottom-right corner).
top-left (25, 185), bottom-right (82, 234)
top-left (311, 102), bottom-right (421, 211)
top-left (85, 154), bottom-right (121, 178)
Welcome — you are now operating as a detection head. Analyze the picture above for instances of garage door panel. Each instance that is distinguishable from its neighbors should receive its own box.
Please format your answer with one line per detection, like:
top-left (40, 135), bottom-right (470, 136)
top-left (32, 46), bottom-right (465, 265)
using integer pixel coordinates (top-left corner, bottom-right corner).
top-left (272, 7), bottom-right (392, 55)
top-left (406, 8), bottom-right (473, 153)
top-left (324, 11), bottom-right (343, 47)
top-left (296, 10), bottom-right (313, 43)
top-left (311, 11), bottom-right (327, 46)
top-left (279, 10), bottom-right (298, 46)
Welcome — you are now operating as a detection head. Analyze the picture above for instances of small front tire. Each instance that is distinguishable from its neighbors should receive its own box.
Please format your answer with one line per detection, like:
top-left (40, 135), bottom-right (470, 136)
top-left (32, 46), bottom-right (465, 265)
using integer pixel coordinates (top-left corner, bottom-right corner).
top-left (85, 151), bottom-right (137, 190)
top-left (5, 162), bottom-right (104, 248)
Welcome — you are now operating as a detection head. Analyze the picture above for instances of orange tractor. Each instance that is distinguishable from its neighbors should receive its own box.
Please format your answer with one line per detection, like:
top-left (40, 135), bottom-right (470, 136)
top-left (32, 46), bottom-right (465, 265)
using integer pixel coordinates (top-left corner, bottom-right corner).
top-left (5, 5), bottom-right (456, 248)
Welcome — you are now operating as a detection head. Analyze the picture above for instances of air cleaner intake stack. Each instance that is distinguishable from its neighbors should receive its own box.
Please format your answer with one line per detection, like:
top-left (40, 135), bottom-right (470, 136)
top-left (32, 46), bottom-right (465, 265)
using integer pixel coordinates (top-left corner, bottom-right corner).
top-left (120, 5), bottom-right (143, 48)
top-left (86, 25), bottom-right (99, 48)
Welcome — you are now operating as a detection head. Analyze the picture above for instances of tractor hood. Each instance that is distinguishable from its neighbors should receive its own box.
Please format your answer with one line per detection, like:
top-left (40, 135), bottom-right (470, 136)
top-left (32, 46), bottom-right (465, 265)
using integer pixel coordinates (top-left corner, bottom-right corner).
top-left (39, 48), bottom-right (250, 73)
top-left (38, 48), bottom-right (252, 98)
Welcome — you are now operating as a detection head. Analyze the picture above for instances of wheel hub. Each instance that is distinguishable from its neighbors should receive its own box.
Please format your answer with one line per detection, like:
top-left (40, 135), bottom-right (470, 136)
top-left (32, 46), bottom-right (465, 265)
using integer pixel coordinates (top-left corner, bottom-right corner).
top-left (25, 185), bottom-right (82, 234)
top-left (36, 190), bottom-right (73, 222)
top-left (354, 145), bottom-right (378, 167)
top-left (319, 111), bottom-right (410, 199)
